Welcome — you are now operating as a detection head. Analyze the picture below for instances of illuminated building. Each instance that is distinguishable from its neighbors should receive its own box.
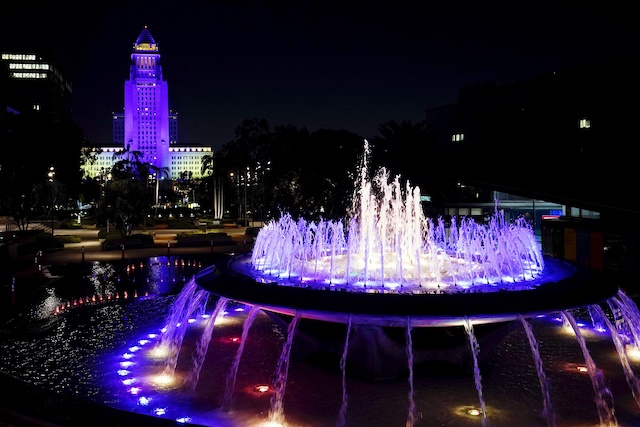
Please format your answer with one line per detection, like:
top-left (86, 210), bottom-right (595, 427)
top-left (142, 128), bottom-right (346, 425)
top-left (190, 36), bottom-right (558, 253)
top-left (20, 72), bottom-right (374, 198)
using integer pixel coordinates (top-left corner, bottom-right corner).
top-left (82, 27), bottom-right (212, 180)
top-left (0, 51), bottom-right (72, 124)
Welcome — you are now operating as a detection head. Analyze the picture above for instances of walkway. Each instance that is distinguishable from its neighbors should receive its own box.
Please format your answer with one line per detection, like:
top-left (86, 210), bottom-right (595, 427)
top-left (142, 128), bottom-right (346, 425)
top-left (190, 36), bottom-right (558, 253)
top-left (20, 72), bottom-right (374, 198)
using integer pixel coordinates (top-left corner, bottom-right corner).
top-left (39, 226), bottom-right (251, 266)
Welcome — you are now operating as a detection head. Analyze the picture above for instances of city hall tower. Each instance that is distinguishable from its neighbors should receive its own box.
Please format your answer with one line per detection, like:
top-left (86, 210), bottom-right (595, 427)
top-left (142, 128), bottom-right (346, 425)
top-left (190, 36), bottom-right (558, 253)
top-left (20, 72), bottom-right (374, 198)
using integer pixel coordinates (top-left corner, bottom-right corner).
top-left (82, 26), bottom-right (211, 181)
top-left (124, 26), bottom-right (170, 171)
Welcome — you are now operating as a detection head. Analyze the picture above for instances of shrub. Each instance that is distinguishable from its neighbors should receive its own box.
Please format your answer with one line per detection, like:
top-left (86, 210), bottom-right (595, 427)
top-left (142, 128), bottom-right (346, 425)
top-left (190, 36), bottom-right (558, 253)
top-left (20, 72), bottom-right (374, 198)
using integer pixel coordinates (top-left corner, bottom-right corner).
top-left (59, 220), bottom-right (83, 229)
top-left (101, 233), bottom-right (154, 250)
top-left (175, 232), bottom-right (234, 247)
top-left (55, 235), bottom-right (82, 244)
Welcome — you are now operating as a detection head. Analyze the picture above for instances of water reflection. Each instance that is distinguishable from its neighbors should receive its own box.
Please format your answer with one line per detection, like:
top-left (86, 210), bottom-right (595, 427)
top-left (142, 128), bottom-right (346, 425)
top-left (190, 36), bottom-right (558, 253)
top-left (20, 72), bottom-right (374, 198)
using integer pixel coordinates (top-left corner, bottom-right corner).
top-left (2, 257), bottom-right (640, 427)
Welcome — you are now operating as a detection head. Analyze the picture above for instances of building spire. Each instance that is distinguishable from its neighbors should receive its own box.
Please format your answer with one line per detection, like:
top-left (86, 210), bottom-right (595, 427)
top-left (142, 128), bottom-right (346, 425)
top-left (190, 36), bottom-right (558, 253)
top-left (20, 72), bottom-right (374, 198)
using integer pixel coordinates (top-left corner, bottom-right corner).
top-left (134, 26), bottom-right (157, 52)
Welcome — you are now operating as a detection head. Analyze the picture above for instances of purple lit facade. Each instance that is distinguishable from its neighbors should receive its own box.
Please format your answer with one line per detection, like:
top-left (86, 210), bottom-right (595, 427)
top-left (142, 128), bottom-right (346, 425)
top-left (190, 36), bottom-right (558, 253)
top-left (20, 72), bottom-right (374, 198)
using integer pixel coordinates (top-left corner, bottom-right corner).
top-left (83, 27), bottom-right (211, 181)
top-left (122, 26), bottom-right (171, 171)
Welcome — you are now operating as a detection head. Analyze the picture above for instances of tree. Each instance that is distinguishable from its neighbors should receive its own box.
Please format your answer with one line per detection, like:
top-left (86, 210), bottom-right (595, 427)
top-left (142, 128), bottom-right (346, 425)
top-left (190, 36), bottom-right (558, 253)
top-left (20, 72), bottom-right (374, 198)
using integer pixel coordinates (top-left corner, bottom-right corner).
top-left (264, 127), bottom-right (362, 221)
top-left (217, 118), bottom-right (273, 220)
top-left (78, 146), bottom-right (104, 206)
top-left (97, 178), bottom-right (147, 238)
top-left (298, 129), bottom-right (363, 220)
top-left (95, 146), bottom-right (169, 238)
top-left (370, 119), bottom-right (456, 203)
top-left (370, 119), bottom-right (435, 180)
top-left (175, 171), bottom-right (194, 206)
top-left (0, 178), bottom-right (44, 231)
top-left (0, 109), bottom-right (81, 230)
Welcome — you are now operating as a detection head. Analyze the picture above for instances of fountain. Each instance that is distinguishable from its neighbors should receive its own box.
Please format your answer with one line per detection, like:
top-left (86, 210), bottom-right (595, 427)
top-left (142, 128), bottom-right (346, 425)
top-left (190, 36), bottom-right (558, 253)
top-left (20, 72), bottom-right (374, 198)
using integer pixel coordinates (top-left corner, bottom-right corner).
top-left (192, 140), bottom-right (617, 379)
top-left (5, 140), bottom-right (640, 426)
top-left (128, 140), bottom-right (640, 426)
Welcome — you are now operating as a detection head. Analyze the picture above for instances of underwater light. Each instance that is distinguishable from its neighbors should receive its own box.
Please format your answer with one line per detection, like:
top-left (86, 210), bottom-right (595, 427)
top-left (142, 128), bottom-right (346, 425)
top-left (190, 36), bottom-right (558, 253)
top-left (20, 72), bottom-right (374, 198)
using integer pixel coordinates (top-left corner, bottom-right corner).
top-left (467, 408), bottom-right (481, 416)
top-left (149, 346), bottom-right (169, 359)
top-left (150, 372), bottom-right (175, 387)
top-left (627, 345), bottom-right (640, 361)
top-left (128, 387), bottom-right (141, 395)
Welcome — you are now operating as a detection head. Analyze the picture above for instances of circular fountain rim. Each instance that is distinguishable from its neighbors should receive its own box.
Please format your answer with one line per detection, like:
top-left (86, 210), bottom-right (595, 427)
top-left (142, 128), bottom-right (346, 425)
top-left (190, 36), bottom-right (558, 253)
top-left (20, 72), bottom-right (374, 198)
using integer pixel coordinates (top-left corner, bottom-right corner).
top-left (193, 254), bottom-right (618, 327)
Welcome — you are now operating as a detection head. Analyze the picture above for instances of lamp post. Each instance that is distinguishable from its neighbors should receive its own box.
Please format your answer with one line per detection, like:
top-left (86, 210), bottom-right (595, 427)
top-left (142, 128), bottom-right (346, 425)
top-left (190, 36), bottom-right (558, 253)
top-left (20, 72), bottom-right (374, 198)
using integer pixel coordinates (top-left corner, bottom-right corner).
top-left (100, 169), bottom-right (112, 234)
top-left (47, 166), bottom-right (56, 239)
top-left (244, 166), bottom-right (249, 226)
top-left (229, 172), bottom-right (238, 219)
top-left (154, 173), bottom-right (159, 219)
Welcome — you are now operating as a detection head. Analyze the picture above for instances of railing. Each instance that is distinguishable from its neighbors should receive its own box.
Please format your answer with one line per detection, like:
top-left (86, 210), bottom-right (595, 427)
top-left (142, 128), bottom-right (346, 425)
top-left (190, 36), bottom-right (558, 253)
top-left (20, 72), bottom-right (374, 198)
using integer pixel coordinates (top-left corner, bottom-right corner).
top-left (4, 221), bottom-right (52, 233)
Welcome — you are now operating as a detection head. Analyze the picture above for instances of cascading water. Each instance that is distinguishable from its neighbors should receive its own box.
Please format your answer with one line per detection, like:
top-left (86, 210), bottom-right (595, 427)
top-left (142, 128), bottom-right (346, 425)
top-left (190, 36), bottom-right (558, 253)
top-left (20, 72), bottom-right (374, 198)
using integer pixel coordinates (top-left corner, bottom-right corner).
top-left (561, 310), bottom-right (617, 426)
top-left (518, 314), bottom-right (556, 427)
top-left (160, 281), bottom-right (209, 376)
top-left (464, 318), bottom-right (488, 427)
top-left (612, 290), bottom-right (640, 347)
top-left (336, 314), bottom-right (352, 427)
top-left (590, 303), bottom-right (640, 408)
top-left (221, 304), bottom-right (260, 411)
top-left (405, 318), bottom-right (416, 427)
top-left (269, 311), bottom-right (302, 425)
top-left (184, 296), bottom-right (229, 391)
top-left (101, 264), bottom-right (640, 427)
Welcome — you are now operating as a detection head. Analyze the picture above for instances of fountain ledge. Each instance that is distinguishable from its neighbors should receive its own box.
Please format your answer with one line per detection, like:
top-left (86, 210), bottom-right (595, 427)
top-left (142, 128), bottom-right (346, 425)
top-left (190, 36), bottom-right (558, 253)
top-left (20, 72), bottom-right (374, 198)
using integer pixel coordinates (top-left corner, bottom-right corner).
top-left (194, 255), bottom-right (618, 327)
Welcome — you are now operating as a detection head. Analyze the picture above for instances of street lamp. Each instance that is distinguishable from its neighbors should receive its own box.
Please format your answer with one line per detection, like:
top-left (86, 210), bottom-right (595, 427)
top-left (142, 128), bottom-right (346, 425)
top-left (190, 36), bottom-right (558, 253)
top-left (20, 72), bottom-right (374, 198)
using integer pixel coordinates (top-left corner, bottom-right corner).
top-left (47, 166), bottom-right (56, 239)
top-left (99, 168), bottom-right (112, 233)
top-left (153, 173), bottom-right (159, 219)
top-left (244, 166), bottom-right (249, 225)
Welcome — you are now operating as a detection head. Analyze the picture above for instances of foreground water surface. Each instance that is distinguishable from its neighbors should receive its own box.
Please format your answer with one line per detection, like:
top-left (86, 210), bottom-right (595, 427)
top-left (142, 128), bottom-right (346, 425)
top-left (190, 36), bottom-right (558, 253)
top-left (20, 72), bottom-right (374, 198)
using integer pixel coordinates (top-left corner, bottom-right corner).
top-left (2, 256), bottom-right (640, 427)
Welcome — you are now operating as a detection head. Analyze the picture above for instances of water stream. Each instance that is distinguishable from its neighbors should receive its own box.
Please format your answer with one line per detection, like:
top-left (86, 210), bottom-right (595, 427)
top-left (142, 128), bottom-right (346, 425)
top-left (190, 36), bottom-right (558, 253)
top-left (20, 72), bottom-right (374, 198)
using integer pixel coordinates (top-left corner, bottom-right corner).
top-left (405, 318), bottom-right (417, 427)
top-left (221, 304), bottom-right (260, 411)
top-left (269, 311), bottom-right (302, 425)
top-left (184, 296), bottom-right (228, 391)
top-left (519, 314), bottom-right (556, 427)
top-left (561, 310), bottom-right (617, 426)
top-left (464, 318), bottom-right (488, 427)
top-left (336, 314), bottom-right (352, 427)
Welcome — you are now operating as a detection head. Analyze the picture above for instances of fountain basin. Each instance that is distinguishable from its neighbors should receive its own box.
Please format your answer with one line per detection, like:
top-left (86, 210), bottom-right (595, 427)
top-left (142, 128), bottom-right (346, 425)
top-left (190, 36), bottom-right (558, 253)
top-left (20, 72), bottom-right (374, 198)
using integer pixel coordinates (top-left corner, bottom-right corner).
top-left (194, 254), bottom-right (617, 328)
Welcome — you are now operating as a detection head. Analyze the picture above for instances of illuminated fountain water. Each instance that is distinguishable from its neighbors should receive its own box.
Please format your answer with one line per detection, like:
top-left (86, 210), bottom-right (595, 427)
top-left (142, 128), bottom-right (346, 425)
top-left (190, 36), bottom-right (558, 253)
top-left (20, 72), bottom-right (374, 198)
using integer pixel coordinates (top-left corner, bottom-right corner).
top-left (143, 141), bottom-right (640, 426)
top-left (195, 141), bottom-right (615, 329)
top-left (248, 163), bottom-right (545, 297)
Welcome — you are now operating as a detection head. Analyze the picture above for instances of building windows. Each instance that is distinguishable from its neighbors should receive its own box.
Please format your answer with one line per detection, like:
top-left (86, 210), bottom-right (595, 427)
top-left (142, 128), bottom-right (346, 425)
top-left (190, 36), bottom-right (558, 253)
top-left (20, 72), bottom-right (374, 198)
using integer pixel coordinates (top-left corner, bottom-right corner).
top-left (451, 133), bottom-right (465, 142)
top-left (579, 118), bottom-right (591, 129)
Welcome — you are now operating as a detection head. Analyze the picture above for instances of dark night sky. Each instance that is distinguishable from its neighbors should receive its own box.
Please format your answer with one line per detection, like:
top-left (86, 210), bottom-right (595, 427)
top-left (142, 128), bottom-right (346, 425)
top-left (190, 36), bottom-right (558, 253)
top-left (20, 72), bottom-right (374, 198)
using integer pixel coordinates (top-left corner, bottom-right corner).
top-left (2, 1), bottom-right (639, 151)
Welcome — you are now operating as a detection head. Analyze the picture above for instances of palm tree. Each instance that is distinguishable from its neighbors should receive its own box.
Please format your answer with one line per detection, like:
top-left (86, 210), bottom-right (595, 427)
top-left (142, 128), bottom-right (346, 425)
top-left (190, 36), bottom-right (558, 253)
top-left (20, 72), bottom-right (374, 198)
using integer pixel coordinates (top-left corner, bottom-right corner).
top-left (371, 120), bottom-right (433, 178)
top-left (372, 119), bottom-right (457, 203)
